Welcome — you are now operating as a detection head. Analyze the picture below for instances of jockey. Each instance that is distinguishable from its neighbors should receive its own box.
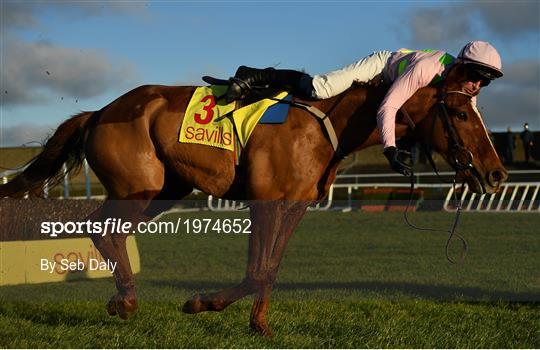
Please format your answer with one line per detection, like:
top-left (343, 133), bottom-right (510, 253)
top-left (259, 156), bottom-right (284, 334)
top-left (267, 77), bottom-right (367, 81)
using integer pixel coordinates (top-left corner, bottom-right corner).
top-left (222, 41), bottom-right (503, 176)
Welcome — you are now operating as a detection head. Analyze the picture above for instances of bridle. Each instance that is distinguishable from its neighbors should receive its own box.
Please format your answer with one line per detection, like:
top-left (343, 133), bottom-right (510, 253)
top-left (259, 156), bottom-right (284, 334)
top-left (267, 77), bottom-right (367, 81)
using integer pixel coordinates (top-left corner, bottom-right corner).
top-left (436, 90), bottom-right (475, 173)
top-left (430, 90), bottom-right (489, 194)
top-left (402, 90), bottom-right (479, 264)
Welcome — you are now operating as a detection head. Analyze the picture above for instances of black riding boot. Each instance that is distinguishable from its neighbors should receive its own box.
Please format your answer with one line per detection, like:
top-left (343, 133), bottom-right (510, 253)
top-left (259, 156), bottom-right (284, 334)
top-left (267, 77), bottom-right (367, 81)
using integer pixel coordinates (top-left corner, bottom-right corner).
top-left (224, 66), bottom-right (313, 103)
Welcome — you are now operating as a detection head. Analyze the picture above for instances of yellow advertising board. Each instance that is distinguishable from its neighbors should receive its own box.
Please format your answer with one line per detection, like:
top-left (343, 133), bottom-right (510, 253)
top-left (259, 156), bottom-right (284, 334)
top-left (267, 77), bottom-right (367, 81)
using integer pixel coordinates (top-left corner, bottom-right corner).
top-left (0, 236), bottom-right (140, 286)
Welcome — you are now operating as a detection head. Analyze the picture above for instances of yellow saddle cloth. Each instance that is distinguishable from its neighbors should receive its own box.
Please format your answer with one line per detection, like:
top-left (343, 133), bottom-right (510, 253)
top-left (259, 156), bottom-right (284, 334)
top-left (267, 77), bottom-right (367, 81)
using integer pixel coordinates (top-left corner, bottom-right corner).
top-left (179, 85), bottom-right (287, 151)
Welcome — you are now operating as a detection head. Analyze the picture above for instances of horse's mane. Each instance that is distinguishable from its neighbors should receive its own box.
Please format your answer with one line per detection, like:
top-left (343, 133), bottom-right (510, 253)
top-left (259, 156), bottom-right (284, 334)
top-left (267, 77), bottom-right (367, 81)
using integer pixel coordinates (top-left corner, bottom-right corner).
top-left (350, 80), bottom-right (388, 89)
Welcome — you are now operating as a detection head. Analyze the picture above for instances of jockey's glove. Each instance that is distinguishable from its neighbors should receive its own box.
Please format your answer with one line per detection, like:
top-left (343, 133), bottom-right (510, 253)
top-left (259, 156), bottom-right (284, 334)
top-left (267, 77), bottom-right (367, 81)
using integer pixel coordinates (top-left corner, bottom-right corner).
top-left (383, 146), bottom-right (412, 177)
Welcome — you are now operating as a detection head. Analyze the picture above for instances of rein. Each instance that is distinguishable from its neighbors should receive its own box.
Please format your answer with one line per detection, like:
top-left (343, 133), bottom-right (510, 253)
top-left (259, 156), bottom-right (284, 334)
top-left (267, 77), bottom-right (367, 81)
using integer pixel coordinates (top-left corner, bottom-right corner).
top-left (269, 88), bottom-right (474, 263)
top-left (401, 90), bottom-right (476, 264)
top-left (404, 167), bottom-right (468, 264)
top-left (232, 86), bottom-right (474, 263)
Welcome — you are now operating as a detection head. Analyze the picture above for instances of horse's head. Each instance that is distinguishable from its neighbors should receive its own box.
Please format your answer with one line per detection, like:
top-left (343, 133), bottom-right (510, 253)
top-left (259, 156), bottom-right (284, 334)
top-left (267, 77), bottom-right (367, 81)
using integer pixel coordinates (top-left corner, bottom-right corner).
top-left (411, 86), bottom-right (508, 194)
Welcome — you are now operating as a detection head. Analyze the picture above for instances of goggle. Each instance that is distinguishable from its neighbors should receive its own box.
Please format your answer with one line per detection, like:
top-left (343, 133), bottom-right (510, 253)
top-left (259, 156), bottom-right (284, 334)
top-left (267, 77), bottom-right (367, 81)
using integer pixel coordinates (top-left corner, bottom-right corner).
top-left (464, 65), bottom-right (494, 87)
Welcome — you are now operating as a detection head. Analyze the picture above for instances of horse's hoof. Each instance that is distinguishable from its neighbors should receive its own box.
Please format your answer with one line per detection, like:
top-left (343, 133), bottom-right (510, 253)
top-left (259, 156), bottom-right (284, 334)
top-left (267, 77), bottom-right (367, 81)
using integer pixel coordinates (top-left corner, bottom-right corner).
top-left (107, 294), bottom-right (138, 319)
top-left (107, 298), bottom-right (118, 316)
top-left (182, 294), bottom-right (204, 314)
top-left (250, 320), bottom-right (273, 337)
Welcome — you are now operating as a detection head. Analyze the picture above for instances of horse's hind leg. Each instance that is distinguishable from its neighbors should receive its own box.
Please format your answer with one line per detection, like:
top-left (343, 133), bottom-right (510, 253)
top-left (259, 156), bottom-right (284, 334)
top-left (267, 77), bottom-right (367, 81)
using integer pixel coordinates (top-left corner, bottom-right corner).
top-left (86, 193), bottom-right (160, 319)
top-left (85, 205), bottom-right (129, 314)
top-left (105, 181), bottom-right (194, 318)
top-left (87, 152), bottom-right (166, 318)
top-left (142, 179), bottom-right (194, 218)
top-left (83, 200), bottom-right (141, 319)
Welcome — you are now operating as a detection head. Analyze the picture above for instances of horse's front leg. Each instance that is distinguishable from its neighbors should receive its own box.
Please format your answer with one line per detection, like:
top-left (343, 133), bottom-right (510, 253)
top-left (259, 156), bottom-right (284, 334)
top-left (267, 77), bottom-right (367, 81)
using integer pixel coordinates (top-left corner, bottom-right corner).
top-left (182, 200), bottom-right (308, 337)
top-left (245, 200), bottom-right (309, 336)
top-left (181, 202), bottom-right (273, 314)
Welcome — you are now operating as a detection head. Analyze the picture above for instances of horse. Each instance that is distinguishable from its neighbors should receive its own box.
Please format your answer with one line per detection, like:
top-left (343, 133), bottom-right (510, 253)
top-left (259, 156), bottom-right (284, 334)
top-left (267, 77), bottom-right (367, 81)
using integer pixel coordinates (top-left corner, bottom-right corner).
top-left (0, 63), bottom-right (507, 336)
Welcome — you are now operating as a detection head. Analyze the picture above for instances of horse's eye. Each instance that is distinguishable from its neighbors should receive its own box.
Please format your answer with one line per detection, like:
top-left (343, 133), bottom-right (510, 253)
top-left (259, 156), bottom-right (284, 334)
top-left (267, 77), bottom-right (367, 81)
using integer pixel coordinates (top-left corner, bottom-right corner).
top-left (457, 112), bottom-right (468, 121)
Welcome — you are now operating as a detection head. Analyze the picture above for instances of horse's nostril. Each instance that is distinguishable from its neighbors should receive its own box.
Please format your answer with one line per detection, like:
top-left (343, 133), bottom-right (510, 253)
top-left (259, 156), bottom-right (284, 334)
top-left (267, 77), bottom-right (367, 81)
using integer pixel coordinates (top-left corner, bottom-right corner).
top-left (488, 169), bottom-right (508, 187)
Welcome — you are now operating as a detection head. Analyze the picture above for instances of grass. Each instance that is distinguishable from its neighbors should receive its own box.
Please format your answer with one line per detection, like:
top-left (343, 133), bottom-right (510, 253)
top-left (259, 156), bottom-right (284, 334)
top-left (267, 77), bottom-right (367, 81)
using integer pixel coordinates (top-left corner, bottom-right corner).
top-left (1, 211), bottom-right (539, 348)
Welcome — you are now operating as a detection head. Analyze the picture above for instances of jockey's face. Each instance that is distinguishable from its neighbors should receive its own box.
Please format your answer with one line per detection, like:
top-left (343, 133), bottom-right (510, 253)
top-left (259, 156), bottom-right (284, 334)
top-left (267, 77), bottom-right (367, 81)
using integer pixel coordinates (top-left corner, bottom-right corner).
top-left (459, 64), bottom-right (494, 96)
top-left (460, 79), bottom-right (482, 96)
top-left (445, 63), bottom-right (497, 97)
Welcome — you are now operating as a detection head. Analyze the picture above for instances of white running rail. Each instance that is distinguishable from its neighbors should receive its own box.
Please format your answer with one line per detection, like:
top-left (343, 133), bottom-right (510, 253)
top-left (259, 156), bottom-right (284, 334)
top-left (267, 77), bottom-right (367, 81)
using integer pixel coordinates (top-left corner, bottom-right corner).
top-left (2, 162), bottom-right (540, 213)
top-left (443, 182), bottom-right (540, 212)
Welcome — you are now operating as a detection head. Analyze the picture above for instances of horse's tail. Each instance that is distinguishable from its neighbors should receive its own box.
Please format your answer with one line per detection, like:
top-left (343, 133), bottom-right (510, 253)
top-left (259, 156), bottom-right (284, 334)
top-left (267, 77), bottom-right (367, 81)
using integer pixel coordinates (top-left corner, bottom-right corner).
top-left (0, 111), bottom-right (94, 198)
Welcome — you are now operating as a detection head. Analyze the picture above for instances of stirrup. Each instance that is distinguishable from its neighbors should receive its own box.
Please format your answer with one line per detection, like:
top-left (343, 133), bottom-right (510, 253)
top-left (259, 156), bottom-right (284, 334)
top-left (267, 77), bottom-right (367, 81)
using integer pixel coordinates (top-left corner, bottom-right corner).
top-left (224, 77), bottom-right (253, 102)
top-left (230, 76), bottom-right (252, 91)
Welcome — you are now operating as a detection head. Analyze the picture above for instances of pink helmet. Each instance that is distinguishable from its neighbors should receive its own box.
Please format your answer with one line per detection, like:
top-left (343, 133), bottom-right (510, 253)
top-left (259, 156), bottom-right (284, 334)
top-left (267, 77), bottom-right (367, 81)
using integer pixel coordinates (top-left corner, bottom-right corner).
top-left (458, 41), bottom-right (503, 79)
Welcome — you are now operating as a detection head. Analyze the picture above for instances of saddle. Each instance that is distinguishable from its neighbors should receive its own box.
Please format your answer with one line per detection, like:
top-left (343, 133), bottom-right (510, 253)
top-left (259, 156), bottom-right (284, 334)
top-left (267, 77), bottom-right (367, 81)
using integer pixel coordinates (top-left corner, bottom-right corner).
top-left (202, 75), bottom-right (287, 107)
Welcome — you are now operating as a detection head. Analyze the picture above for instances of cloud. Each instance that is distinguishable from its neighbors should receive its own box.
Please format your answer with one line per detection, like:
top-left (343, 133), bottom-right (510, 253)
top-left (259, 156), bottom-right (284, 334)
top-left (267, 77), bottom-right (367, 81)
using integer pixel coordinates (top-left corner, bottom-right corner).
top-left (2, 1), bottom-right (149, 31)
top-left (2, 2), bottom-right (40, 29)
top-left (479, 88), bottom-right (539, 129)
top-left (409, 8), bottom-right (472, 47)
top-left (0, 123), bottom-right (55, 147)
top-left (408, 1), bottom-right (539, 46)
top-left (500, 59), bottom-right (539, 87)
top-left (1, 2), bottom-right (143, 107)
top-left (1, 39), bottom-right (136, 106)
top-left (477, 60), bottom-right (540, 130)
top-left (472, 1), bottom-right (539, 36)
top-left (406, 2), bottom-right (539, 131)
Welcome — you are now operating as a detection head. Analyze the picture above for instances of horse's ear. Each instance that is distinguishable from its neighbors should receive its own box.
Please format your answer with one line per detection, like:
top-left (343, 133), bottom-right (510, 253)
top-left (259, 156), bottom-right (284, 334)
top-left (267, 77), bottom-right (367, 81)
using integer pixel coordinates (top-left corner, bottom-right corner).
top-left (443, 64), bottom-right (467, 92)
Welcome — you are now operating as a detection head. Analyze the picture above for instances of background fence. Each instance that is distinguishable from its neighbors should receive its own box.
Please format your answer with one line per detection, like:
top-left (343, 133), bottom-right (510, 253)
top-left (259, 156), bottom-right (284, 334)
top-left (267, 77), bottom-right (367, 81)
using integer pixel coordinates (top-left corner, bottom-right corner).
top-left (2, 162), bottom-right (539, 213)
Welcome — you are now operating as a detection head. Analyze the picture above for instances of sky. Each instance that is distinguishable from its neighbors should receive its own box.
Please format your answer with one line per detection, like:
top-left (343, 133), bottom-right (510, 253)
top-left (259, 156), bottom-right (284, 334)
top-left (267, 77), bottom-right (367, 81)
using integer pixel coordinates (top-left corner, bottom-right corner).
top-left (1, 0), bottom-right (539, 147)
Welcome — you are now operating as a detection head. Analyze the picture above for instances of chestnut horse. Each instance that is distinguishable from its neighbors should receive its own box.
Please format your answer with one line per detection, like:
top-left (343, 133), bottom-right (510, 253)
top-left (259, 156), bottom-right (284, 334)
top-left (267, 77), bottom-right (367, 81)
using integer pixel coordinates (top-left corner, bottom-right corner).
top-left (0, 64), bottom-right (507, 335)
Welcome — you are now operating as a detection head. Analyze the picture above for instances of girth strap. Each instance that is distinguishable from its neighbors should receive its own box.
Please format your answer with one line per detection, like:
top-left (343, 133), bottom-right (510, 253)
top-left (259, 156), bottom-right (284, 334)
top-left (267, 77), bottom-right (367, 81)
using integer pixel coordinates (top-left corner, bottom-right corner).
top-left (269, 98), bottom-right (341, 156)
top-left (292, 101), bottom-right (340, 152)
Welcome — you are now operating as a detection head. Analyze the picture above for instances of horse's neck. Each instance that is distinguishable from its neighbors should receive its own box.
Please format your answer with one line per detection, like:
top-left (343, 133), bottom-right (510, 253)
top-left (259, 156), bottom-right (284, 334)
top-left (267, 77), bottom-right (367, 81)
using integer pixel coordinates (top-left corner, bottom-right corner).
top-left (313, 85), bottom-right (438, 155)
top-left (314, 85), bottom-right (387, 152)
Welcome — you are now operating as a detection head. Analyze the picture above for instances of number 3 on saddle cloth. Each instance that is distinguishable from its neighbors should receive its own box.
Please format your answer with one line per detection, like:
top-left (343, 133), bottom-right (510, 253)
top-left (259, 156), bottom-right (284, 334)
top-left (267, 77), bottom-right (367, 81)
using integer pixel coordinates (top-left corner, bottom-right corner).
top-left (179, 85), bottom-right (292, 164)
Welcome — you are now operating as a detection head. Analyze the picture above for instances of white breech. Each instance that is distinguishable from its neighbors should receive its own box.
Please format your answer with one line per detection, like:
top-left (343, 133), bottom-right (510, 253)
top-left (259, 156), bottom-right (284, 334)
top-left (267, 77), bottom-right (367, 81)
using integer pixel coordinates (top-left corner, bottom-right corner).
top-left (311, 50), bottom-right (392, 99)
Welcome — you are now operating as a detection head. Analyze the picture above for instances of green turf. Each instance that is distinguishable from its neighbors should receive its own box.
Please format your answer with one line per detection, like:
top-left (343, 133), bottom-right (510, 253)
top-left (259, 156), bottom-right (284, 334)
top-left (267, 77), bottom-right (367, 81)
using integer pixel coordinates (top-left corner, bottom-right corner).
top-left (1, 211), bottom-right (539, 348)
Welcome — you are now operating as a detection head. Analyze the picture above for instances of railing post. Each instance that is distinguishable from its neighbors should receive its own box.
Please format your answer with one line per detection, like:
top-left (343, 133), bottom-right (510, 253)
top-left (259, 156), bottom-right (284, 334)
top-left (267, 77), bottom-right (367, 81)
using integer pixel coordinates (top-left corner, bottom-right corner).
top-left (84, 158), bottom-right (91, 199)
top-left (62, 163), bottom-right (70, 198)
top-left (527, 186), bottom-right (539, 211)
top-left (347, 186), bottom-right (352, 211)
